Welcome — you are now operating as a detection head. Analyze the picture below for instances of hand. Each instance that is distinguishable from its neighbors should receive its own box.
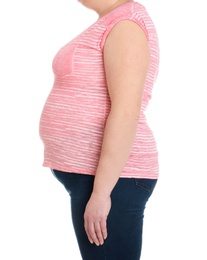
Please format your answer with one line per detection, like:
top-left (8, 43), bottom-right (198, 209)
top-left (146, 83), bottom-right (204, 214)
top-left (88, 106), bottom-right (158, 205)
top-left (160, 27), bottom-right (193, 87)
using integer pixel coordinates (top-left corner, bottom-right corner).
top-left (84, 192), bottom-right (111, 246)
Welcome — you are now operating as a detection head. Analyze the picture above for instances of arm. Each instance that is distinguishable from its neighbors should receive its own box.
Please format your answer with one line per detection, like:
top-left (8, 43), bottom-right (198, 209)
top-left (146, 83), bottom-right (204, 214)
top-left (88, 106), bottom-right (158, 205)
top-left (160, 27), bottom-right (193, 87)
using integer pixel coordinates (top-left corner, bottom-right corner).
top-left (84, 20), bottom-right (150, 246)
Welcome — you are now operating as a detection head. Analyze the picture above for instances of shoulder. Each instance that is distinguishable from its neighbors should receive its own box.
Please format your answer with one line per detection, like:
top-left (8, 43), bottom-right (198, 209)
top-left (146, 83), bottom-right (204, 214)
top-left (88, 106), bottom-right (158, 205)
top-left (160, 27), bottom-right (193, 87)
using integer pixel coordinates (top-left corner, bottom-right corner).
top-left (99, 2), bottom-right (149, 51)
top-left (101, 2), bottom-right (145, 26)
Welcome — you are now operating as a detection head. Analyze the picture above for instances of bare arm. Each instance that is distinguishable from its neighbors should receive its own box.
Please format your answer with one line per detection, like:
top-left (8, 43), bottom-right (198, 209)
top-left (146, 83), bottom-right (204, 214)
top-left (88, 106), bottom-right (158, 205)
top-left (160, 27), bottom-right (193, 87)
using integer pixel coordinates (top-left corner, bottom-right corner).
top-left (84, 20), bottom-right (150, 246)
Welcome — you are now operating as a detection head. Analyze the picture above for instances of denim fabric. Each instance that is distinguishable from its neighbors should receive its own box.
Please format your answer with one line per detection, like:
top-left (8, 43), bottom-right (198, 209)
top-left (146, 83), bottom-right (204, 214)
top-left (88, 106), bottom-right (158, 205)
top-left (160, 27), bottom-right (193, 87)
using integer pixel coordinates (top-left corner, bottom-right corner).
top-left (51, 169), bottom-right (157, 260)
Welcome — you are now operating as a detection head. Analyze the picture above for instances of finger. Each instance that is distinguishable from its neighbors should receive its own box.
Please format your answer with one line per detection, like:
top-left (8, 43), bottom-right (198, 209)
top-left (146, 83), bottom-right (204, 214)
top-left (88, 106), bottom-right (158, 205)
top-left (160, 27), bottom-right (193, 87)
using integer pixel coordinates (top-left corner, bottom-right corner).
top-left (85, 220), bottom-right (100, 246)
top-left (100, 219), bottom-right (107, 240)
top-left (84, 220), bottom-right (93, 244)
top-left (94, 222), bottom-right (104, 245)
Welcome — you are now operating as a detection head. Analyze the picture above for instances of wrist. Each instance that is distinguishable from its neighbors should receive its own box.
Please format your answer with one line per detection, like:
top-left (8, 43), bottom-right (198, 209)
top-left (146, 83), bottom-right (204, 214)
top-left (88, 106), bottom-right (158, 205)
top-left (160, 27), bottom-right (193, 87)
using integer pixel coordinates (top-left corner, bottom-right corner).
top-left (91, 190), bottom-right (111, 200)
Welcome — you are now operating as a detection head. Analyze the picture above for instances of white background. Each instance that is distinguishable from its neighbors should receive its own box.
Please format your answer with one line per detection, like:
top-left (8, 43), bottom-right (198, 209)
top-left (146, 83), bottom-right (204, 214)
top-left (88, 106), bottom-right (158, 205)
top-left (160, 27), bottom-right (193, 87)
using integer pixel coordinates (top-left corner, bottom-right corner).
top-left (0, 0), bottom-right (207, 259)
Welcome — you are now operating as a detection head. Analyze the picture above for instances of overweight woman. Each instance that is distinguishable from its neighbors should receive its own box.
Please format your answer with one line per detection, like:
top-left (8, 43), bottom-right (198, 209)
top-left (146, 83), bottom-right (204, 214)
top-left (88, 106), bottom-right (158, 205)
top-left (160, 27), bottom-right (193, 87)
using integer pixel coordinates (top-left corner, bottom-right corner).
top-left (39, 0), bottom-right (160, 259)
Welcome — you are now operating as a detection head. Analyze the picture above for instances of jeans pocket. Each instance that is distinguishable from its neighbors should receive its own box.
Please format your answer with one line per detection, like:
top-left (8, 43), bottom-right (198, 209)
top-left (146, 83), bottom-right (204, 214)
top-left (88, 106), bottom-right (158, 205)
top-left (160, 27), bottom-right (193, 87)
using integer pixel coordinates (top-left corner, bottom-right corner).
top-left (134, 178), bottom-right (157, 193)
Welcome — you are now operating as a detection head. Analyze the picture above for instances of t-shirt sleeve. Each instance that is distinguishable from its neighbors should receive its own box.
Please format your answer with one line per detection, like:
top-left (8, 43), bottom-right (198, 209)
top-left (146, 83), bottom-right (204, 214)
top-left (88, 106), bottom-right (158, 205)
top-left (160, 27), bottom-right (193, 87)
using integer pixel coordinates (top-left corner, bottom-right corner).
top-left (100, 14), bottom-right (149, 52)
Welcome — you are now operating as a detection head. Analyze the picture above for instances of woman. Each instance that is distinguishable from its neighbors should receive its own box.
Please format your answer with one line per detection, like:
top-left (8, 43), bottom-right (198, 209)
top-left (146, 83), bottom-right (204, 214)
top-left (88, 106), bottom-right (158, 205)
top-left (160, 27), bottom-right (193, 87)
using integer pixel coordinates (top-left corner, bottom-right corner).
top-left (39, 0), bottom-right (160, 259)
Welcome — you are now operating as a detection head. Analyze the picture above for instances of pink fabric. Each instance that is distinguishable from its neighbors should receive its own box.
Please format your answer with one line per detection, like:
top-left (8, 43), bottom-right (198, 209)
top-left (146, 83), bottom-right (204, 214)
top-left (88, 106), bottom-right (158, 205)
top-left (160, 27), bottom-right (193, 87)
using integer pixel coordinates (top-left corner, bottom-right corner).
top-left (39, 1), bottom-right (160, 178)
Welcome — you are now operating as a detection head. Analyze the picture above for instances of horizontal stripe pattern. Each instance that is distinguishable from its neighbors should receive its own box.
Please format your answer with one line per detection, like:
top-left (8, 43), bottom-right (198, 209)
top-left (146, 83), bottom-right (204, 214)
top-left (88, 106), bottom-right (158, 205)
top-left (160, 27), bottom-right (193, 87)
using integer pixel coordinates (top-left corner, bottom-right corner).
top-left (39, 1), bottom-right (160, 178)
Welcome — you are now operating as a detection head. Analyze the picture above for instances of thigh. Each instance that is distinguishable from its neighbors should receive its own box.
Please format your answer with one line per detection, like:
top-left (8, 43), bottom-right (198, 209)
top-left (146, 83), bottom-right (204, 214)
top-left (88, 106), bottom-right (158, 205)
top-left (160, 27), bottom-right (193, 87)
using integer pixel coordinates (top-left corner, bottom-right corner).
top-left (51, 170), bottom-right (157, 260)
top-left (52, 170), bottom-right (106, 259)
top-left (104, 178), bottom-right (157, 260)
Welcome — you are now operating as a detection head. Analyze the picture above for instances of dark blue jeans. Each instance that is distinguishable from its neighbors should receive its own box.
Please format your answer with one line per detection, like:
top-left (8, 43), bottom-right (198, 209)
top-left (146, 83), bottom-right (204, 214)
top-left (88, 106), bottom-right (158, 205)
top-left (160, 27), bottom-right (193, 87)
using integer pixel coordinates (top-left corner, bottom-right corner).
top-left (51, 169), bottom-right (157, 260)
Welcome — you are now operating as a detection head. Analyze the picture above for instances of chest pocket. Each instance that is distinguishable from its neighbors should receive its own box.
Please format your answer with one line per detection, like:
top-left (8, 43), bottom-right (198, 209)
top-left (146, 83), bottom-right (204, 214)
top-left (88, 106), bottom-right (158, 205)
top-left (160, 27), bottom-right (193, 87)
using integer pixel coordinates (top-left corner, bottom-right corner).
top-left (52, 43), bottom-right (76, 78)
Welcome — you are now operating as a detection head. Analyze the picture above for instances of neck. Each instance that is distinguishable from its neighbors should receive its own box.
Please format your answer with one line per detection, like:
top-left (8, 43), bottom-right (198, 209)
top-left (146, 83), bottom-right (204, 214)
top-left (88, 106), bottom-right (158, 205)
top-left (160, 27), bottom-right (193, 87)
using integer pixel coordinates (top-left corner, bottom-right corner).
top-left (98, 0), bottom-right (133, 18)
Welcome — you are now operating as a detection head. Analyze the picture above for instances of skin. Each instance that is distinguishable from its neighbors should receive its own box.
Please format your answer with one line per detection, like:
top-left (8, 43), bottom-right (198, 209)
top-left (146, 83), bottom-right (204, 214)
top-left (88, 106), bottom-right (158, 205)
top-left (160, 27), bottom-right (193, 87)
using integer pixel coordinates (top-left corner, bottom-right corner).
top-left (78, 0), bottom-right (134, 18)
top-left (78, 0), bottom-right (150, 246)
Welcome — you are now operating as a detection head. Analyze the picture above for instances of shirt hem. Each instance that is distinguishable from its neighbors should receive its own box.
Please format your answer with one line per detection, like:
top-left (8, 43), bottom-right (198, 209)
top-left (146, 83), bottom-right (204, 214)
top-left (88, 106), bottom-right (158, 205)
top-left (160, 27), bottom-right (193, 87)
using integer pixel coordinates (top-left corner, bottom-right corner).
top-left (43, 162), bottom-right (159, 179)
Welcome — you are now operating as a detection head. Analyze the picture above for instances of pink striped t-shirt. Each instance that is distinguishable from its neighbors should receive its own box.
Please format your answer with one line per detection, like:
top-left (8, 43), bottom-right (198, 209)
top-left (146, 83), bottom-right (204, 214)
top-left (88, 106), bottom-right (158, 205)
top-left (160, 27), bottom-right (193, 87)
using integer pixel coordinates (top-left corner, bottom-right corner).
top-left (39, 1), bottom-right (160, 179)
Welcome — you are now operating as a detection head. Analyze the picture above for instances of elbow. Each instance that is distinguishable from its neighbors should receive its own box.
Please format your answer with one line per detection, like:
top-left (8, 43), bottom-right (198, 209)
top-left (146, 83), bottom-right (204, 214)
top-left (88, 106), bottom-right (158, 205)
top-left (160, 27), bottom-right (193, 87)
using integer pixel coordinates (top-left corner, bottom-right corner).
top-left (109, 107), bottom-right (140, 122)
